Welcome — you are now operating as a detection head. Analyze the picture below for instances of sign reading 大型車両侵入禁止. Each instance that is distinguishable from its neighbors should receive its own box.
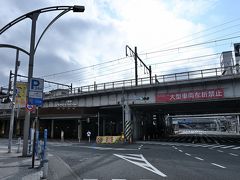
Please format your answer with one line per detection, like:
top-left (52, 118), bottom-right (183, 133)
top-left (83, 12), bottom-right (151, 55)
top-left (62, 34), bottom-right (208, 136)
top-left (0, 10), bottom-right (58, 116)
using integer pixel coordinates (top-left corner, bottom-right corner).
top-left (28, 78), bottom-right (44, 106)
top-left (156, 88), bottom-right (224, 103)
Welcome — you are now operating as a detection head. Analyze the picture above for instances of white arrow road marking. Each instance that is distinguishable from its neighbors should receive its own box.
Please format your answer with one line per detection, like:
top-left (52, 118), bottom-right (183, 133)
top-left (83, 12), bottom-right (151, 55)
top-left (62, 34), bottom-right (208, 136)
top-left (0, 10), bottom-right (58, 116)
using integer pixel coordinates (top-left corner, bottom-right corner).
top-left (114, 154), bottom-right (167, 177)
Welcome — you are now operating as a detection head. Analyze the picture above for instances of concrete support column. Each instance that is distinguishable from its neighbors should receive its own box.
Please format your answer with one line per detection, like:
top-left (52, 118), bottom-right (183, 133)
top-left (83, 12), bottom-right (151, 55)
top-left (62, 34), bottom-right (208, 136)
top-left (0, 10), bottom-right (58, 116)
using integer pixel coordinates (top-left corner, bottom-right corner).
top-left (237, 115), bottom-right (240, 134)
top-left (51, 120), bottom-right (54, 139)
top-left (16, 119), bottom-right (21, 136)
top-left (124, 104), bottom-right (132, 141)
top-left (133, 111), bottom-right (140, 140)
top-left (1, 120), bottom-right (5, 135)
top-left (78, 120), bottom-right (82, 142)
top-left (102, 119), bottom-right (106, 136)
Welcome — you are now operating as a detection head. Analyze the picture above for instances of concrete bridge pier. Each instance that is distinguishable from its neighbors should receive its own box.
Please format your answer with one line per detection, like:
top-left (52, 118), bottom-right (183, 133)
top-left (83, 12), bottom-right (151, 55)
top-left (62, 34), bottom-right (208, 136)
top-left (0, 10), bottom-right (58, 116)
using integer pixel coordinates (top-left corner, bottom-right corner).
top-left (237, 115), bottom-right (240, 134)
top-left (51, 120), bottom-right (54, 139)
top-left (132, 111), bottom-right (141, 140)
top-left (124, 104), bottom-right (132, 142)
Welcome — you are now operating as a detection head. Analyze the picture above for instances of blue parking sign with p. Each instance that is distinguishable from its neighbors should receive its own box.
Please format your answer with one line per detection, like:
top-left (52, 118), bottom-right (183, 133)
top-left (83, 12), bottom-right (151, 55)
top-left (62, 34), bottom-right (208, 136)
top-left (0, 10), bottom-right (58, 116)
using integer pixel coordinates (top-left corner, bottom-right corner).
top-left (29, 78), bottom-right (44, 106)
top-left (30, 78), bottom-right (44, 92)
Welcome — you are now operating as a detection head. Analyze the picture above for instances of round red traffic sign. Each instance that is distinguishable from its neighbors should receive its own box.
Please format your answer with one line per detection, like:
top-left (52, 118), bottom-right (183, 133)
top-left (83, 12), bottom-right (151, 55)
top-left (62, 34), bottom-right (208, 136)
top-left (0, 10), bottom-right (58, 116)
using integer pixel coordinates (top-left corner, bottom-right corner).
top-left (26, 104), bottom-right (34, 112)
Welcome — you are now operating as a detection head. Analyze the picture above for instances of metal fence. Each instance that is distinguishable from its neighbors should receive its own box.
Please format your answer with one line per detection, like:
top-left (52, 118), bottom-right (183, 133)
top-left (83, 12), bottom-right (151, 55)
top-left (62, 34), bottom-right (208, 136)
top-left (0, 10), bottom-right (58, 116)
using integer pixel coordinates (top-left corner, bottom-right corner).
top-left (45, 66), bottom-right (238, 98)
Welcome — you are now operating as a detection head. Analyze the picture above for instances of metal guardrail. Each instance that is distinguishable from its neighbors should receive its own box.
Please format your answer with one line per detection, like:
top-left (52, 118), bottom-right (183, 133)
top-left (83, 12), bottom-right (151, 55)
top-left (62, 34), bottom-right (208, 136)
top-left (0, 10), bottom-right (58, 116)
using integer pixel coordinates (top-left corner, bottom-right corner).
top-left (44, 66), bottom-right (239, 98)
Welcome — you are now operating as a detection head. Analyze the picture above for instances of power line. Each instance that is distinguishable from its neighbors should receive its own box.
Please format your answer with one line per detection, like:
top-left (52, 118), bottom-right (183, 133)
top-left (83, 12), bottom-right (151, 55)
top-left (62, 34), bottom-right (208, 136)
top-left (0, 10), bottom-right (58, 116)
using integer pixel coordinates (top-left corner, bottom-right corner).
top-left (139, 35), bottom-right (240, 56)
top-left (139, 17), bottom-right (240, 54)
top-left (41, 56), bottom-right (127, 78)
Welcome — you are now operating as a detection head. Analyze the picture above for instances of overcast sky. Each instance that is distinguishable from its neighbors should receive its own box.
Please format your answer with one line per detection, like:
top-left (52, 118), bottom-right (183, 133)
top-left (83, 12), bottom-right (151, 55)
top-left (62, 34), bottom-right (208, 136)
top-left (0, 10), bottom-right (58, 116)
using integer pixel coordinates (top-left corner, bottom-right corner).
top-left (1, 0), bottom-right (240, 91)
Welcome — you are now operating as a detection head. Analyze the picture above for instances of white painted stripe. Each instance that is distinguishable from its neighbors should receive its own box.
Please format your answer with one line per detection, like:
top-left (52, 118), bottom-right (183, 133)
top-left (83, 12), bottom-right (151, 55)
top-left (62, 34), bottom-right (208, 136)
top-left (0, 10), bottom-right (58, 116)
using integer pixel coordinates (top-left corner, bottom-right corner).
top-left (195, 157), bottom-right (204, 161)
top-left (232, 146), bottom-right (240, 150)
top-left (217, 150), bottom-right (224, 153)
top-left (114, 154), bottom-right (167, 177)
top-left (211, 163), bottom-right (226, 169)
top-left (229, 153), bottom-right (239, 157)
top-left (221, 145), bottom-right (235, 149)
top-left (198, 144), bottom-right (215, 148)
top-left (209, 145), bottom-right (226, 149)
top-left (112, 179), bottom-right (126, 180)
top-left (126, 154), bottom-right (142, 157)
top-left (178, 150), bottom-right (183, 152)
top-left (185, 153), bottom-right (191, 156)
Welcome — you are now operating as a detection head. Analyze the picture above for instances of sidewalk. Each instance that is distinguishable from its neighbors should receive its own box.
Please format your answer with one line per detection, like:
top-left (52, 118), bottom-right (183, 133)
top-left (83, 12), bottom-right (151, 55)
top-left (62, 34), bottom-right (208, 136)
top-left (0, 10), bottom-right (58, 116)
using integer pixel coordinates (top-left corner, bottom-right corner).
top-left (0, 146), bottom-right (42, 180)
top-left (0, 141), bottom-right (81, 180)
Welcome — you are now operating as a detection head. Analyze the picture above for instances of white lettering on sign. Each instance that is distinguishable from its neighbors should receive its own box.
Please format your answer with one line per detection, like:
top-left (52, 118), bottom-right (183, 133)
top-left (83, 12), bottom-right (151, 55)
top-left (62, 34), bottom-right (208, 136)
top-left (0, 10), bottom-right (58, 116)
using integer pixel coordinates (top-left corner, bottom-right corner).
top-left (87, 131), bottom-right (91, 137)
top-left (156, 88), bottom-right (224, 102)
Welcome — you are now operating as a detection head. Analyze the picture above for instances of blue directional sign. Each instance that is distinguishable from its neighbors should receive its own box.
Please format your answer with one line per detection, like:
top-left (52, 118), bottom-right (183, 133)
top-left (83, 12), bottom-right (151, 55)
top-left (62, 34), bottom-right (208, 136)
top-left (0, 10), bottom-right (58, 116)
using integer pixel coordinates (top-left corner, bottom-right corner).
top-left (28, 78), bottom-right (44, 106)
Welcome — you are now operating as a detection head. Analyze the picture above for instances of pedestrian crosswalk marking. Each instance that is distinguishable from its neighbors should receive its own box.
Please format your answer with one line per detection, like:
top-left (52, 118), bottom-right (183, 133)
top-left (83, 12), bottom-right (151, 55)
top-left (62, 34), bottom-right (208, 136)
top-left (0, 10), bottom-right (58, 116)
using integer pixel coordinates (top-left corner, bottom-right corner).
top-left (232, 146), bottom-right (240, 150)
top-left (114, 154), bottom-right (167, 177)
top-left (221, 145), bottom-right (235, 149)
top-left (137, 141), bottom-right (240, 150)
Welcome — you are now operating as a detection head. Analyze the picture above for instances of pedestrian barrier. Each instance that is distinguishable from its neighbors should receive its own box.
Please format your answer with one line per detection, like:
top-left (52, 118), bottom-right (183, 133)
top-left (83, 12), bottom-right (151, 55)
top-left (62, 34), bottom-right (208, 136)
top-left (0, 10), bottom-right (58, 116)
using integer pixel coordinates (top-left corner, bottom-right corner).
top-left (96, 136), bottom-right (122, 144)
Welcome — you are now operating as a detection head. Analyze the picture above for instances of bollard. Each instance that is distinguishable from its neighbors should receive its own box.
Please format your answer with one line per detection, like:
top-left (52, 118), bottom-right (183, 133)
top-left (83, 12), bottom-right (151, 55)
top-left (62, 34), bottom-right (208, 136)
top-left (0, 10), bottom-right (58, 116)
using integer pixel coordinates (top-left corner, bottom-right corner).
top-left (16, 137), bottom-right (21, 153)
top-left (42, 159), bottom-right (48, 179)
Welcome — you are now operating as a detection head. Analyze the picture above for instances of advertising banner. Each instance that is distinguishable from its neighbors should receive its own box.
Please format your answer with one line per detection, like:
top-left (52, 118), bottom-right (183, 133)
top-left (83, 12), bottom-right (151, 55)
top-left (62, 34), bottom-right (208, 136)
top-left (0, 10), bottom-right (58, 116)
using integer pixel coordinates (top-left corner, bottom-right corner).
top-left (156, 88), bottom-right (224, 103)
top-left (15, 82), bottom-right (27, 107)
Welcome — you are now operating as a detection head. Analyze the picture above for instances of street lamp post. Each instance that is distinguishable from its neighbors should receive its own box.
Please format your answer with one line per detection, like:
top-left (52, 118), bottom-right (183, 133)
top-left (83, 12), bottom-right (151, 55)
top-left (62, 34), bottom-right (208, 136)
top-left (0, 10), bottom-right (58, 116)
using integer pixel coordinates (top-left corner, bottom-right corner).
top-left (0, 5), bottom-right (85, 156)
top-left (23, 6), bottom-right (85, 157)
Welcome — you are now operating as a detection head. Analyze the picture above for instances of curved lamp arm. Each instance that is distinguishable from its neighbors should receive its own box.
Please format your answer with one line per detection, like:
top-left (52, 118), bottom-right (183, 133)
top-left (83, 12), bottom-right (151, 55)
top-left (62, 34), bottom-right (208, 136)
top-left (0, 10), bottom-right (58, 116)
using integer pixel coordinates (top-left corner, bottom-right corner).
top-left (0, 5), bottom-right (84, 35)
top-left (34, 9), bottom-right (70, 54)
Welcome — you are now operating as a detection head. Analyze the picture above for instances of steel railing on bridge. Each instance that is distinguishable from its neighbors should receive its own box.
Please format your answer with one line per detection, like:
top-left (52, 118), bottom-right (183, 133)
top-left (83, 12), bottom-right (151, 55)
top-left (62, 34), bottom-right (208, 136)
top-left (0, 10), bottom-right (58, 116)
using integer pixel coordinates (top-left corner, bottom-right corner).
top-left (44, 65), bottom-right (239, 98)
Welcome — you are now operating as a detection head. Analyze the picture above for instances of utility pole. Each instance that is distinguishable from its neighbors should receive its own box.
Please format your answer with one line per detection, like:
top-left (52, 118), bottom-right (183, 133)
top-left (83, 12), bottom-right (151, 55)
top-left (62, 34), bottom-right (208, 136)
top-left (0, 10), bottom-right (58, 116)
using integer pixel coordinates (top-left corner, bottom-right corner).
top-left (126, 45), bottom-right (152, 85)
top-left (8, 49), bottom-right (20, 153)
top-left (134, 47), bottom-right (138, 86)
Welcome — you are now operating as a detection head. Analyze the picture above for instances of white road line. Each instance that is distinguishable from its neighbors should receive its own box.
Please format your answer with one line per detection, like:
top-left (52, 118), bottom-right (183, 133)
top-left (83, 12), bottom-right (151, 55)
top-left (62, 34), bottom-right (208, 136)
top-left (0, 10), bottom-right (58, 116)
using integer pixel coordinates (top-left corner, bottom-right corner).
top-left (229, 153), bottom-right (239, 157)
top-left (209, 145), bottom-right (226, 149)
top-left (217, 150), bottom-right (224, 153)
top-left (232, 146), bottom-right (240, 150)
top-left (112, 179), bottom-right (126, 180)
top-left (195, 157), bottom-right (204, 161)
top-left (185, 153), bottom-right (191, 156)
top-left (197, 144), bottom-right (215, 148)
top-left (178, 150), bottom-right (183, 152)
top-left (114, 154), bottom-right (167, 177)
top-left (211, 163), bottom-right (226, 169)
top-left (221, 145), bottom-right (235, 149)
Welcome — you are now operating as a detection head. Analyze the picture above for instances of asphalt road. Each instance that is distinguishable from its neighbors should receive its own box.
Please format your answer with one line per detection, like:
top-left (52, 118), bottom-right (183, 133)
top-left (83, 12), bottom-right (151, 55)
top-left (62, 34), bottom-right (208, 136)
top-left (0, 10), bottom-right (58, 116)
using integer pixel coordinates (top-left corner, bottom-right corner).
top-left (47, 141), bottom-right (240, 180)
